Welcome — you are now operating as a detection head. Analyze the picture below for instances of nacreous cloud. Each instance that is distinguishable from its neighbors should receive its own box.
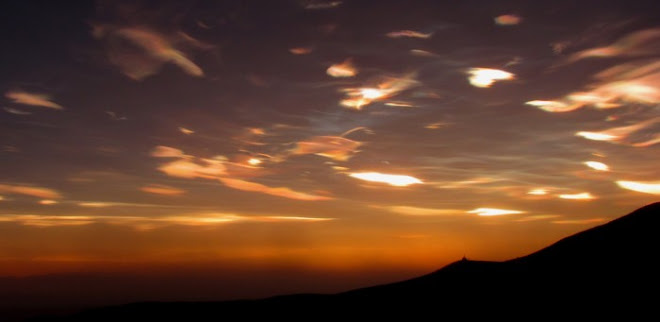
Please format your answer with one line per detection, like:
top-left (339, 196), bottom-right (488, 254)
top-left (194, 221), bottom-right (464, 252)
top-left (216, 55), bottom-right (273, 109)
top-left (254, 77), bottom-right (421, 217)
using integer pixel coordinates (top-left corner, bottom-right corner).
top-left (5, 91), bottom-right (63, 110)
top-left (616, 180), bottom-right (660, 195)
top-left (293, 136), bottom-right (361, 161)
top-left (140, 184), bottom-right (186, 196)
top-left (0, 184), bottom-right (62, 199)
top-left (349, 172), bottom-right (423, 187)
top-left (467, 208), bottom-right (524, 216)
top-left (93, 25), bottom-right (207, 80)
top-left (153, 146), bottom-right (332, 201)
top-left (467, 68), bottom-right (514, 88)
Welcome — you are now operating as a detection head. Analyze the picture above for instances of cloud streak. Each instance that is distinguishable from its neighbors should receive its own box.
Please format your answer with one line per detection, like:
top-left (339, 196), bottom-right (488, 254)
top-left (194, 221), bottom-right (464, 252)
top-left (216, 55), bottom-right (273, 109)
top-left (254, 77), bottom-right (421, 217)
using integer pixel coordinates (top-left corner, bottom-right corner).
top-left (0, 184), bottom-right (62, 199)
top-left (5, 91), bottom-right (63, 110)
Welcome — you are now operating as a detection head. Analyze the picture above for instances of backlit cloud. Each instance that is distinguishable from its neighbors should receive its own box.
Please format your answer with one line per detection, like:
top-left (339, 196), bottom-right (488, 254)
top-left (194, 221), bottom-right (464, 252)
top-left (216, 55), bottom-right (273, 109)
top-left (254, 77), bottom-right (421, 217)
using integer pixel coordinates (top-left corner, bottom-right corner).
top-left (552, 218), bottom-right (604, 225)
top-left (0, 184), bottom-right (62, 199)
top-left (467, 208), bottom-right (525, 217)
top-left (584, 161), bottom-right (609, 171)
top-left (558, 192), bottom-right (596, 200)
top-left (0, 212), bottom-right (333, 228)
top-left (616, 180), bottom-right (660, 195)
top-left (340, 74), bottom-right (419, 109)
top-left (381, 206), bottom-right (462, 216)
top-left (293, 136), bottom-right (361, 161)
top-left (327, 59), bottom-right (357, 77)
top-left (576, 117), bottom-right (660, 146)
top-left (349, 172), bottom-right (423, 187)
top-left (386, 30), bottom-right (432, 39)
top-left (566, 28), bottom-right (660, 63)
top-left (467, 68), bottom-right (514, 88)
top-left (93, 25), bottom-right (207, 80)
top-left (494, 14), bottom-right (521, 26)
top-left (218, 178), bottom-right (332, 201)
top-left (140, 184), bottom-right (186, 196)
top-left (5, 91), bottom-right (63, 110)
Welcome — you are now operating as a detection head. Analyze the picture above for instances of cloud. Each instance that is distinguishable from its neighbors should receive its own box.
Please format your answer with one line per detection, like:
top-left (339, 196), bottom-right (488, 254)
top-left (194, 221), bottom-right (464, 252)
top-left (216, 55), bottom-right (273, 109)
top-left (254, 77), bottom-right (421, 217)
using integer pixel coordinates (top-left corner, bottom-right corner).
top-left (616, 180), bottom-right (660, 195)
top-left (386, 30), bottom-right (433, 39)
top-left (3, 107), bottom-right (32, 115)
top-left (179, 127), bottom-right (194, 135)
top-left (380, 206), bottom-right (462, 216)
top-left (151, 145), bottom-right (191, 158)
top-left (289, 47), bottom-right (313, 55)
top-left (93, 25), bottom-right (207, 80)
top-left (5, 91), bottom-right (63, 109)
top-left (494, 14), bottom-right (521, 26)
top-left (584, 161), bottom-right (609, 171)
top-left (0, 184), bottom-right (62, 199)
top-left (558, 192), bottom-right (596, 200)
top-left (552, 218), bottom-right (604, 225)
top-left (566, 28), bottom-right (660, 63)
top-left (340, 74), bottom-right (419, 109)
top-left (466, 208), bottom-right (525, 216)
top-left (348, 172), bottom-right (423, 187)
top-left (157, 158), bottom-right (227, 179)
top-left (576, 117), bottom-right (660, 146)
top-left (293, 136), bottom-right (362, 161)
top-left (38, 200), bottom-right (58, 205)
top-left (0, 212), bottom-right (333, 228)
top-left (140, 184), bottom-right (186, 196)
top-left (515, 215), bottom-right (560, 222)
top-left (218, 178), bottom-right (332, 201)
top-left (153, 146), bottom-right (332, 201)
top-left (467, 68), bottom-right (514, 88)
top-left (327, 59), bottom-right (357, 78)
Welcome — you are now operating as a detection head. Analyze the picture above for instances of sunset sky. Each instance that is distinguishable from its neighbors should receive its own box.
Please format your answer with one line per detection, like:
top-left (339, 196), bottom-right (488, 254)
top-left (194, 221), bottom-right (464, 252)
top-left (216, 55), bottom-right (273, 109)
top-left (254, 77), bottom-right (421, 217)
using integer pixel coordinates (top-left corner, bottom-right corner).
top-left (0, 0), bottom-right (658, 299)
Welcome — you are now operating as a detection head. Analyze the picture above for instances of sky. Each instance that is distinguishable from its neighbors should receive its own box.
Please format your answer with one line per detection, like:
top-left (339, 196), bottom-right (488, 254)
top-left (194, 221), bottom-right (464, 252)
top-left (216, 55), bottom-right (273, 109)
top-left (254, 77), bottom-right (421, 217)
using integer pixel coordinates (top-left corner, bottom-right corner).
top-left (0, 0), bottom-right (659, 300)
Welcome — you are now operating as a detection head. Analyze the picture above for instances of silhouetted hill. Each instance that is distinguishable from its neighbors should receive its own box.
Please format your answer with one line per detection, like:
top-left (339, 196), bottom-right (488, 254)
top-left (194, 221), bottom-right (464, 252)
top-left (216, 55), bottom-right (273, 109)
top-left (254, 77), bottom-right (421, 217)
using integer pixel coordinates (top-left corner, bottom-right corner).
top-left (31, 202), bottom-right (660, 320)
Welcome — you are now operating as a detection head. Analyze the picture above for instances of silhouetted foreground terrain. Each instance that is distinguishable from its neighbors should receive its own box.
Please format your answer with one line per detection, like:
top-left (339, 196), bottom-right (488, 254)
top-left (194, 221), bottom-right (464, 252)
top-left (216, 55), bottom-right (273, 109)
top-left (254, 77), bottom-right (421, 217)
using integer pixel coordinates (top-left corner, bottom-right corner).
top-left (31, 202), bottom-right (660, 320)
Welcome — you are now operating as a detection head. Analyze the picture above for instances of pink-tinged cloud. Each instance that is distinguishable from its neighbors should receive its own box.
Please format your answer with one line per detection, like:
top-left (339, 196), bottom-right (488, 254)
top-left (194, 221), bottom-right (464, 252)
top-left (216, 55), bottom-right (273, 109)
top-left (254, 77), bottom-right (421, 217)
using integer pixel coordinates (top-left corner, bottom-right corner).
top-left (5, 91), bottom-right (63, 110)
top-left (0, 184), bottom-right (62, 199)
top-left (218, 177), bottom-right (332, 201)
top-left (293, 136), bottom-right (362, 161)
top-left (93, 26), bottom-right (207, 80)
top-left (494, 14), bottom-right (522, 26)
top-left (567, 28), bottom-right (660, 63)
top-left (140, 184), bottom-right (186, 196)
top-left (386, 30), bottom-right (432, 39)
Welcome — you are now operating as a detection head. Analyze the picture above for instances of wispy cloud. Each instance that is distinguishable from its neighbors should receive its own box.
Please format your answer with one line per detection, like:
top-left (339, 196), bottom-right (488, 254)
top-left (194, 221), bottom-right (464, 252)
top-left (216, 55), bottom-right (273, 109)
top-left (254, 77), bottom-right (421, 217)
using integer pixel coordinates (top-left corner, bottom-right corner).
top-left (386, 30), bottom-right (433, 39)
top-left (552, 218), bottom-right (604, 225)
top-left (140, 184), bottom-right (186, 196)
top-left (293, 136), bottom-right (362, 161)
top-left (494, 14), bottom-right (521, 26)
top-left (0, 184), bottom-right (62, 199)
top-left (153, 146), bottom-right (332, 201)
top-left (616, 180), bottom-right (660, 195)
top-left (5, 91), bottom-right (63, 110)
top-left (93, 25), bottom-right (207, 80)
top-left (349, 172), bottom-right (423, 187)
top-left (576, 117), bottom-right (660, 146)
top-left (558, 192), bottom-right (596, 200)
top-left (467, 68), bottom-right (514, 88)
top-left (380, 206), bottom-right (462, 216)
top-left (0, 212), bottom-right (334, 228)
top-left (566, 28), bottom-right (660, 63)
top-left (467, 208), bottom-right (525, 216)
top-left (218, 177), bottom-right (332, 201)
top-left (327, 59), bottom-right (357, 78)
